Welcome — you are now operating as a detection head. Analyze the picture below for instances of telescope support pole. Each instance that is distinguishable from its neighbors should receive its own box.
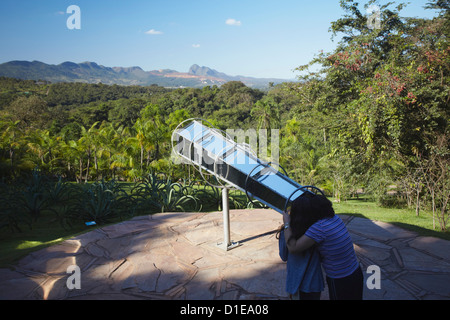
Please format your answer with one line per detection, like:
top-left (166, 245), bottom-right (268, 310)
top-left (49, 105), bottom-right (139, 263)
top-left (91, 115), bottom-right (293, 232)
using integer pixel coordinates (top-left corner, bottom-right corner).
top-left (222, 188), bottom-right (231, 247)
top-left (221, 187), bottom-right (240, 251)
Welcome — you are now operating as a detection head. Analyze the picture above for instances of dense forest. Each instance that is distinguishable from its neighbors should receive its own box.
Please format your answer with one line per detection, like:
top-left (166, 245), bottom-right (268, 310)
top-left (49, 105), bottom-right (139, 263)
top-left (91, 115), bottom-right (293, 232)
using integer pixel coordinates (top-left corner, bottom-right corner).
top-left (0, 0), bottom-right (448, 230)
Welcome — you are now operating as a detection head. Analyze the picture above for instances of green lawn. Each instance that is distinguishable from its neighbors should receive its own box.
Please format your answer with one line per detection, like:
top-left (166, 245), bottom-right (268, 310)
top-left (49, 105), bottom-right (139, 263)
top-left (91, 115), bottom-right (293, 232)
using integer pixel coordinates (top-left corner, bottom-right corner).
top-left (0, 215), bottom-right (90, 268)
top-left (332, 198), bottom-right (450, 241)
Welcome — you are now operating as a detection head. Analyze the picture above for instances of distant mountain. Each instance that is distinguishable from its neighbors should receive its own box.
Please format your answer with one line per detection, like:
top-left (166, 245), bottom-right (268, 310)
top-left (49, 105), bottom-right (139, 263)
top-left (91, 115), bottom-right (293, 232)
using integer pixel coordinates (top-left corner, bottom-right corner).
top-left (188, 64), bottom-right (230, 79)
top-left (188, 64), bottom-right (290, 87)
top-left (0, 60), bottom-right (290, 89)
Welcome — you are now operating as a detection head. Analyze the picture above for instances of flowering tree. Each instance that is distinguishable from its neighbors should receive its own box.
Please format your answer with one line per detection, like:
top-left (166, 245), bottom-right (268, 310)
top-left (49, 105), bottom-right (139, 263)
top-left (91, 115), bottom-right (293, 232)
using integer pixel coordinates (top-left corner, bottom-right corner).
top-left (291, 0), bottom-right (449, 220)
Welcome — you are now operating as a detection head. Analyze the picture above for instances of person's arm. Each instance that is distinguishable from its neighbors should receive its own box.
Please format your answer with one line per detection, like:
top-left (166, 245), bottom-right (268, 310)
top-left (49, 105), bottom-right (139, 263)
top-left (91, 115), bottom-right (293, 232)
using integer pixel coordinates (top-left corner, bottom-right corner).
top-left (282, 211), bottom-right (316, 254)
top-left (278, 228), bottom-right (288, 262)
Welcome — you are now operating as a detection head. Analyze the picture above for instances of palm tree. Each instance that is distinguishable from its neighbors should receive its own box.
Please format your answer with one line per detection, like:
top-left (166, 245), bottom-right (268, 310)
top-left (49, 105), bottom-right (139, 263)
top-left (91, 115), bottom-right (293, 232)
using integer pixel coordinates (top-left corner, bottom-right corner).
top-left (66, 139), bottom-right (85, 183)
top-left (79, 122), bottom-right (100, 182)
top-left (112, 125), bottom-right (132, 179)
top-left (27, 129), bottom-right (62, 173)
top-left (128, 118), bottom-right (152, 173)
top-left (250, 96), bottom-right (280, 131)
top-left (0, 120), bottom-right (23, 172)
top-left (147, 116), bottom-right (170, 164)
top-left (98, 123), bottom-right (131, 179)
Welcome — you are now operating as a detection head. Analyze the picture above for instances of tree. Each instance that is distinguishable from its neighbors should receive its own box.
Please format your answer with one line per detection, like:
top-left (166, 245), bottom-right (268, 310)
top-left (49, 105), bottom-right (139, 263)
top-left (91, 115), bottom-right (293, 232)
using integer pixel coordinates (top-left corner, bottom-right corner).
top-left (281, 117), bottom-right (328, 186)
top-left (416, 133), bottom-right (450, 230)
top-left (287, 0), bottom-right (449, 204)
top-left (250, 96), bottom-right (280, 131)
top-left (78, 122), bottom-right (100, 182)
top-left (108, 98), bottom-right (146, 127)
top-left (0, 119), bottom-right (23, 174)
top-left (108, 125), bottom-right (132, 180)
top-left (65, 139), bottom-right (85, 183)
top-left (129, 118), bottom-right (152, 173)
top-left (4, 95), bottom-right (51, 130)
top-left (167, 109), bottom-right (193, 138)
top-left (27, 129), bottom-right (61, 173)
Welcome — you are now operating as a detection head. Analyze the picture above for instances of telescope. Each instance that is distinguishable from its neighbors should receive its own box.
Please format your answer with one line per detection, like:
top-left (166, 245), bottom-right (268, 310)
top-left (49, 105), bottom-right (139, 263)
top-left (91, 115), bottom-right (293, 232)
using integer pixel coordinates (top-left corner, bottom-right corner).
top-left (172, 119), bottom-right (323, 250)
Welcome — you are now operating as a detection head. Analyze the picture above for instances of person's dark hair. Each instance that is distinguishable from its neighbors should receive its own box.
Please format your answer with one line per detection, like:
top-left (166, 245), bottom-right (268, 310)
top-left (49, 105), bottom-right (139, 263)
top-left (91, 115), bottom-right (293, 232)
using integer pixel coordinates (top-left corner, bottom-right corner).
top-left (289, 192), bottom-right (335, 240)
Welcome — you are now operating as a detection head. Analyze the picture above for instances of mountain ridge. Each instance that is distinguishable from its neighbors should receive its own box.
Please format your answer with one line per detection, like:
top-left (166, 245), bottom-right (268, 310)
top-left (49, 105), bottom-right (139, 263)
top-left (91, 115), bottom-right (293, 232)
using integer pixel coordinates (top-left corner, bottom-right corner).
top-left (0, 60), bottom-right (290, 88)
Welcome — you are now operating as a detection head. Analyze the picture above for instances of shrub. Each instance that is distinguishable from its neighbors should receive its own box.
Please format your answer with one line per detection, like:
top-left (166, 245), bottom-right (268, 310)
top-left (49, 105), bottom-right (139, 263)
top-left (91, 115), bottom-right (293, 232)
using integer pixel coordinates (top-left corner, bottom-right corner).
top-left (74, 179), bottom-right (130, 224)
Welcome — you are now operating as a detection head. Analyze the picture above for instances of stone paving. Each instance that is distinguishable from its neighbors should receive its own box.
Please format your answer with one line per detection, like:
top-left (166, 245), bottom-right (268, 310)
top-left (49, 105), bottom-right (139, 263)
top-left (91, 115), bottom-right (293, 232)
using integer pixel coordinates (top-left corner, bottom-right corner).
top-left (0, 209), bottom-right (449, 300)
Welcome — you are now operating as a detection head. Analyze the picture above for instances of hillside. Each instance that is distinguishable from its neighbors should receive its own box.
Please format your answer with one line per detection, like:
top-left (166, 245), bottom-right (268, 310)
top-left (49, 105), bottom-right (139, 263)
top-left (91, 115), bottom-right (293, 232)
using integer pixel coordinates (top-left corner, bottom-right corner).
top-left (0, 60), bottom-right (289, 88)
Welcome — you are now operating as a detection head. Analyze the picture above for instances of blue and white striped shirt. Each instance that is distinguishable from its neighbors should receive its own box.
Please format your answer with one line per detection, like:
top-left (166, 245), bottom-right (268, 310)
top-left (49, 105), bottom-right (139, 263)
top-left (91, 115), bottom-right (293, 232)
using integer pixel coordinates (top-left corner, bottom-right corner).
top-left (305, 215), bottom-right (359, 279)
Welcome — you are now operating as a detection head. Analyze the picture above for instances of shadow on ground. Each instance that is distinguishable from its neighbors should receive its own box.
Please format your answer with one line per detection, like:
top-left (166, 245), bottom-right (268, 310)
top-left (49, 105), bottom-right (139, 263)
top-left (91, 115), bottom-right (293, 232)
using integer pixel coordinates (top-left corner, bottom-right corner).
top-left (0, 209), bottom-right (449, 300)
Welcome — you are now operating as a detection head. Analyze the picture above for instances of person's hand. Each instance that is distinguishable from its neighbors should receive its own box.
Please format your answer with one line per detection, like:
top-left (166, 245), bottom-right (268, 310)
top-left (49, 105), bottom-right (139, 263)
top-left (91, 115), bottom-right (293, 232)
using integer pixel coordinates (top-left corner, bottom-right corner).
top-left (282, 210), bottom-right (290, 225)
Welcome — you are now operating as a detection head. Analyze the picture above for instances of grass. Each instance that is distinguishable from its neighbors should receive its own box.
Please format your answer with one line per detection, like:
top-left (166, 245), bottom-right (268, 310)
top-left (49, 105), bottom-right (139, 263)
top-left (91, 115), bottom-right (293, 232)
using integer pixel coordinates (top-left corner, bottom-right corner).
top-left (0, 210), bottom-right (128, 268)
top-left (0, 218), bottom-right (86, 268)
top-left (332, 197), bottom-right (450, 241)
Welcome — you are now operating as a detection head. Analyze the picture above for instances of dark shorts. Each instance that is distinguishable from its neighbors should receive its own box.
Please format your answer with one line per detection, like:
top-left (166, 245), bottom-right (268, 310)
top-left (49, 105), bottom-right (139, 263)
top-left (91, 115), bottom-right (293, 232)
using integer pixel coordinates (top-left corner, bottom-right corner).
top-left (326, 266), bottom-right (364, 300)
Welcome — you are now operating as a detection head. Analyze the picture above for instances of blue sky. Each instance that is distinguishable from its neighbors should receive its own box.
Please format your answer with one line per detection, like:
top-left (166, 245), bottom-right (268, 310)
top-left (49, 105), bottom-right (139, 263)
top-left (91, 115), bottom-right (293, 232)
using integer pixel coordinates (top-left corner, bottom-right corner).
top-left (0, 0), bottom-right (440, 79)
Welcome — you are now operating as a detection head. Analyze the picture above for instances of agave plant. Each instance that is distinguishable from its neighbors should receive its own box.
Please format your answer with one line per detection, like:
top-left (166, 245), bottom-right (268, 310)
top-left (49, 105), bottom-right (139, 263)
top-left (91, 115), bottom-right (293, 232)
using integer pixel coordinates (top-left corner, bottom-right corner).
top-left (246, 198), bottom-right (267, 209)
top-left (1, 169), bottom-right (78, 231)
top-left (194, 183), bottom-right (222, 211)
top-left (131, 173), bottom-right (200, 214)
top-left (16, 168), bottom-right (53, 226)
top-left (46, 177), bottom-right (80, 229)
top-left (0, 182), bottom-right (24, 232)
top-left (158, 180), bottom-right (198, 213)
top-left (131, 173), bottom-right (166, 214)
top-left (75, 179), bottom-right (128, 224)
top-left (228, 189), bottom-right (247, 210)
top-left (194, 183), bottom-right (247, 211)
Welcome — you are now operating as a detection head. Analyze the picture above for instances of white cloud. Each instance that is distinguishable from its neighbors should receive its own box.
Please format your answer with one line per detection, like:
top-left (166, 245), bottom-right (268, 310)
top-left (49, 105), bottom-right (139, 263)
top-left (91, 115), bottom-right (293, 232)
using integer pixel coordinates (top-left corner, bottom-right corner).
top-left (145, 29), bottom-right (163, 35)
top-left (225, 18), bottom-right (242, 26)
top-left (192, 44), bottom-right (201, 48)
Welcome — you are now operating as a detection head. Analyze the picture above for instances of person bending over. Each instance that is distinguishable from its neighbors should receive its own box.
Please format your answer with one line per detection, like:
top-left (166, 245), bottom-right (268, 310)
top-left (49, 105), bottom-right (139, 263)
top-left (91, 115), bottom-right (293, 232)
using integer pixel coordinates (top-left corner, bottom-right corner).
top-left (282, 192), bottom-right (363, 300)
top-left (277, 193), bottom-right (324, 299)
